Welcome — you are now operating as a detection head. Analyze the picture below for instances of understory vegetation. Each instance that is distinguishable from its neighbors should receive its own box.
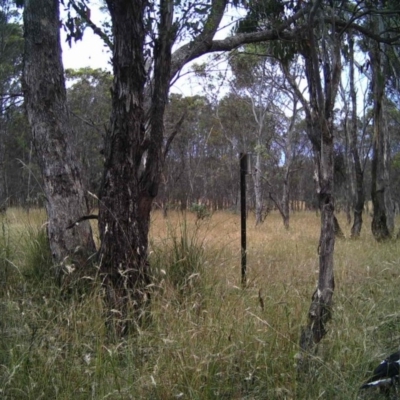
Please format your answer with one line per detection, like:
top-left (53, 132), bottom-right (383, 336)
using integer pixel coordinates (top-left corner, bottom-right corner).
top-left (1, 208), bottom-right (400, 399)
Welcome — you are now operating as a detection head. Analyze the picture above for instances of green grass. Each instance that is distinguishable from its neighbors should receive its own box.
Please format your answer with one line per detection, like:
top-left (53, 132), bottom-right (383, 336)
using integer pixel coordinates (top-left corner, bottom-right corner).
top-left (1, 208), bottom-right (400, 399)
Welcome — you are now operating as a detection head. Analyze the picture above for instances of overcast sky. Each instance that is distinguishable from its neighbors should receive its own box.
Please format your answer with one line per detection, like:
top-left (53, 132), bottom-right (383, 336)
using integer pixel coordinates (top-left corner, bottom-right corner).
top-left (61, 3), bottom-right (111, 71)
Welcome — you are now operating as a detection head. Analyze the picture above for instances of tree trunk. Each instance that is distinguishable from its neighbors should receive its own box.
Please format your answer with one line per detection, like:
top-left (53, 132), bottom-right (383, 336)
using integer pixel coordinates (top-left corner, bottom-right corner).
top-left (23, 0), bottom-right (96, 276)
top-left (98, 0), bottom-right (149, 333)
top-left (296, 3), bottom-right (340, 356)
top-left (348, 34), bottom-right (365, 238)
top-left (254, 150), bottom-right (263, 225)
top-left (333, 215), bottom-right (344, 239)
top-left (307, 122), bottom-right (335, 342)
top-left (0, 118), bottom-right (7, 212)
top-left (370, 39), bottom-right (393, 241)
top-left (99, 0), bottom-right (174, 333)
top-left (343, 112), bottom-right (354, 226)
top-left (281, 171), bottom-right (290, 230)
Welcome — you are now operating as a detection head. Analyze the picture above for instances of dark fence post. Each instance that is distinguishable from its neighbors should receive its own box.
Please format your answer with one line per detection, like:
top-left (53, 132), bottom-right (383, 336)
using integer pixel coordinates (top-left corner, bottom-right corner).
top-left (240, 153), bottom-right (248, 286)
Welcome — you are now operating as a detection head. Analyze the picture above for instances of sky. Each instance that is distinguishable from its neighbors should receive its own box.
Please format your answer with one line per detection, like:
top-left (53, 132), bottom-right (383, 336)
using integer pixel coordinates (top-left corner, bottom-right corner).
top-left (61, 4), bottom-right (111, 72)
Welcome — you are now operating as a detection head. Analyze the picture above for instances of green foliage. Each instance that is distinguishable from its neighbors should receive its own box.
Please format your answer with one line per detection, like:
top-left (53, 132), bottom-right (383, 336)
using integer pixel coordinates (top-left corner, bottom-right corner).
top-left (190, 202), bottom-right (211, 221)
top-left (236, 0), bottom-right (286, 33)
top-left (0, 5), bottom-right (23, 89)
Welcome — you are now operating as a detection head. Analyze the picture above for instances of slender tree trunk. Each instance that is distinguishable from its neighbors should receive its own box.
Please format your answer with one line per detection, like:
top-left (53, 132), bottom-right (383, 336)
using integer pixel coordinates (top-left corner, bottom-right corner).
top-left (268, 166), bottom-right (290, 230)
top-left (297, 3), bottom-right (340, 355)
top-left (0, 117), bottom-right (7, 212)
top-left (307, 122), bottom-right (335, 343)
top-left (282, 170), bottom-right (290, 230)
top-left (23, 0), bottom-right (96, 276)
top-left (254, 149), bottom-right (263, 225)
top-left (370, 39), bottom-right (392, 241)
top-left (348, 34), bottom-right (365, 238)
top-left (343, 116), bottom-right (354, 226)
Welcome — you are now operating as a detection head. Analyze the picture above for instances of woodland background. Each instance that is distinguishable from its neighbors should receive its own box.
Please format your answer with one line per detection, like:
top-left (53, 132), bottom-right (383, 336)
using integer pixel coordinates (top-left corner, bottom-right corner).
top-left (2, 0), bottom-right (400, 398)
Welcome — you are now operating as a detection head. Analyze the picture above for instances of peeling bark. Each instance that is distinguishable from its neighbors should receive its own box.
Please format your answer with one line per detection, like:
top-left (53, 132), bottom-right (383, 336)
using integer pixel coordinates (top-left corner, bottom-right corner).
top-left (98, 0), bottom-right (176, 333)
top-left (295, 1), bottom-right (340, 356)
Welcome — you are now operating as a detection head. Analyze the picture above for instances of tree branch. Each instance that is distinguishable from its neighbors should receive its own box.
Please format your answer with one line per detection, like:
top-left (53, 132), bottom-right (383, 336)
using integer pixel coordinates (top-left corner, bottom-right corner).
top-left (70, 1), bottom-right (113, 50)
top-left (163, 112), bottom-right (185, 160)
top-left (170, 2), bottom-right (309, 82)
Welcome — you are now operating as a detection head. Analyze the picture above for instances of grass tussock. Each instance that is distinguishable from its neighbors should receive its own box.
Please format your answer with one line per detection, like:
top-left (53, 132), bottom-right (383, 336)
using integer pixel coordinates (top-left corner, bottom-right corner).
top-left (1, 208), bottom-right (400, 399)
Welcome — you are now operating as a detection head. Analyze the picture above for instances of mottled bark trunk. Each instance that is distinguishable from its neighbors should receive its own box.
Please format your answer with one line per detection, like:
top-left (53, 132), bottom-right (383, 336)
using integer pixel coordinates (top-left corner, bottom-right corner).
top-left (298, 5), bottom-right (339, 355)
top-left (370, 40), bottom-right (392, 241)
top-left (23, 0), bottom-right (96, 275)
top-left (306, 124), bottom-right (335, 344)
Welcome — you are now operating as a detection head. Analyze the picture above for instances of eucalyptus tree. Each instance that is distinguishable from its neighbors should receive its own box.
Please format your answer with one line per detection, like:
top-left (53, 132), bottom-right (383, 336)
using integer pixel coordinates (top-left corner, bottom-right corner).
top-left (290, 2), bottom-right (343, 348)
top-left (338, 31), bottom-right (373, 238)
top-left (345, 0), bottom-right (400, 240)
top-left (367, 4), bottom-right (396, 240)
top-left (22, 0), bottom-right (97, 276)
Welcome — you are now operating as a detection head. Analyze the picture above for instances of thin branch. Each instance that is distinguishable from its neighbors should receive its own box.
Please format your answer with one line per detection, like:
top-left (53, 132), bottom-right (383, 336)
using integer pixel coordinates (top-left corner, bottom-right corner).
top-left (163, 112), bottom-right (185, 160)
top-left (70, 1), bottom-right (113, 50)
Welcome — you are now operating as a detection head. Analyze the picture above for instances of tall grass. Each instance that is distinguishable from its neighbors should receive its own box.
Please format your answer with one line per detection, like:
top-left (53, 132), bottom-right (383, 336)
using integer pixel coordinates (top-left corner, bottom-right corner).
top-left (1, 208), bottom-right (400, 398)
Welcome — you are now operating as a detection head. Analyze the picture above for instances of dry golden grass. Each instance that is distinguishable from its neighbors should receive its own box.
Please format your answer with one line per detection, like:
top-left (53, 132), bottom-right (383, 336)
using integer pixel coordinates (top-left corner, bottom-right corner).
top-left (2, 208), bottom-right (400, 399)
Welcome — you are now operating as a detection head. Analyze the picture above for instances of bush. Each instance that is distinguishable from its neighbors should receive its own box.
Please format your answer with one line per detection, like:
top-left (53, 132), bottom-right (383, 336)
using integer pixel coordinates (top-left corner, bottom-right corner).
top-left (190, 203), bottom-right (211, 221)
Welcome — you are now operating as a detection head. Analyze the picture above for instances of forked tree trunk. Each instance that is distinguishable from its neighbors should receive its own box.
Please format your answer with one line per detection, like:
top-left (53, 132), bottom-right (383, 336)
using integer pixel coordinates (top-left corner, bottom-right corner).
top-left (370, 39), bottom-right (393, 241)
top-left (23, 0), bottom-right (96, 275)
top-left (299, 117), bottom-right (336, 356)
top-left (296, 2), bottom-right (340, 356)
top-left (99, 0), bottom-right (174, 334)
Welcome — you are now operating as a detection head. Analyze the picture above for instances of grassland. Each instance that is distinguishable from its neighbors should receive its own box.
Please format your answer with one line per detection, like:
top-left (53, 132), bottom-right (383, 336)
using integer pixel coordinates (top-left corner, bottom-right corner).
top-left (1, 208), bottom-right (400, 399)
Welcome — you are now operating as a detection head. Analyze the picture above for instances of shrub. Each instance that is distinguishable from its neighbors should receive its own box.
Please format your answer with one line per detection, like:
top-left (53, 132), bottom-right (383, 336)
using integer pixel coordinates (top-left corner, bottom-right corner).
top-left (190, 203), bottom-right (211, 221)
